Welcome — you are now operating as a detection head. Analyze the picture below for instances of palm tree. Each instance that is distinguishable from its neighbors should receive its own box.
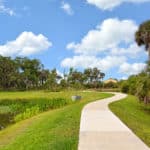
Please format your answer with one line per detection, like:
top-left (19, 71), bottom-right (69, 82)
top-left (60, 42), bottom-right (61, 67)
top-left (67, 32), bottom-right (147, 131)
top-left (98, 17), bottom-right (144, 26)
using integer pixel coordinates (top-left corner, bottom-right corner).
top-left (135, 20), bottom-right (150, 104)
top-left (135, 20), bottom-right (150, 60)
top-left (100, 72), bottom-right (105, 81)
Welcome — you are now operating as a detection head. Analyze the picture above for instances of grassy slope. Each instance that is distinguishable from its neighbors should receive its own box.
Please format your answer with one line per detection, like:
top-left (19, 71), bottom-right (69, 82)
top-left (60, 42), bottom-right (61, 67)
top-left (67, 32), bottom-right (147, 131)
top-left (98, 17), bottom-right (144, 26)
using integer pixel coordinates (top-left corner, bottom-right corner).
top-left (0, 91), bottom-right (113, 150)
top-left (109, 95), bottom-right (150, 147)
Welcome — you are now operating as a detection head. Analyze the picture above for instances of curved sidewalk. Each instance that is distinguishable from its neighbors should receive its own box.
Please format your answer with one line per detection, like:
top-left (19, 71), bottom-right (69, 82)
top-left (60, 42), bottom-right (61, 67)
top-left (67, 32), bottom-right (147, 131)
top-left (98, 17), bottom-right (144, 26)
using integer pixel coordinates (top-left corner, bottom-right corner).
top-left (78, 92), bottom-right (150, 150)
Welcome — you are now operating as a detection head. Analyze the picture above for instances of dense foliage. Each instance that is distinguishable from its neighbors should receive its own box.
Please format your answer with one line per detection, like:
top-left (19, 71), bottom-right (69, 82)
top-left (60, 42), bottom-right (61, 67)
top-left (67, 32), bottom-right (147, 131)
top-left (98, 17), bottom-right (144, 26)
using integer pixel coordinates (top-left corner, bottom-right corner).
top-left (0, 56), bottom-right (105, 91)
top-left (0, 56), bottom-right (48, 90)
top-left (120, 61), bottom-right (150, 104)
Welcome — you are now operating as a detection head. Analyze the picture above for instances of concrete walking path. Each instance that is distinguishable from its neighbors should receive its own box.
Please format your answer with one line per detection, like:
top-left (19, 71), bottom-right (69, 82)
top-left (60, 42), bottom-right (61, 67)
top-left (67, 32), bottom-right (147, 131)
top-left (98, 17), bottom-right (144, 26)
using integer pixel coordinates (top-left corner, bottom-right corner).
top-left (78, 92), bottom-right (150, 150)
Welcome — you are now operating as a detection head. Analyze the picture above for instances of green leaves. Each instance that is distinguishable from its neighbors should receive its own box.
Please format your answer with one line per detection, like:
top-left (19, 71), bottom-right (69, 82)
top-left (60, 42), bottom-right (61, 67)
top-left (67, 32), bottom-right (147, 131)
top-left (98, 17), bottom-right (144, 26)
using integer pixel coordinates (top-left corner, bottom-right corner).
top-left (135, 20), bottom-right (150, 59)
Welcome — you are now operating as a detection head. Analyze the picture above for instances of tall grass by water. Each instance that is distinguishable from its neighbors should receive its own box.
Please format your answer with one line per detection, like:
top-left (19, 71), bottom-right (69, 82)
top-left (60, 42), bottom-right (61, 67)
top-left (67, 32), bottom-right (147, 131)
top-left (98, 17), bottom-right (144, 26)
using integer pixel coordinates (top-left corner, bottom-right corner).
top-left (0, 91), bottom-right (75, 130)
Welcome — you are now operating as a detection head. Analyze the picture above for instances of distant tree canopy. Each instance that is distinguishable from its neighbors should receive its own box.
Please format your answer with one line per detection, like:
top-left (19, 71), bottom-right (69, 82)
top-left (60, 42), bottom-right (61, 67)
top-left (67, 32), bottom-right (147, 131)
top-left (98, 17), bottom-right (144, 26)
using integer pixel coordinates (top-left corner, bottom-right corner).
top-left (0, 56), bottom-right (105, 91)
top-left (67, 67), bottom-right (105, 89)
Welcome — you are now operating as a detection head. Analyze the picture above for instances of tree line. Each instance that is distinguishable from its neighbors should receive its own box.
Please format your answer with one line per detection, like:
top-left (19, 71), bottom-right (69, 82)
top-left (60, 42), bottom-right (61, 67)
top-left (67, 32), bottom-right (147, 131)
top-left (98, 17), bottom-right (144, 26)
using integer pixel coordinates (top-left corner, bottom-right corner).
top-left (0, 56), bottom-right (105, 91)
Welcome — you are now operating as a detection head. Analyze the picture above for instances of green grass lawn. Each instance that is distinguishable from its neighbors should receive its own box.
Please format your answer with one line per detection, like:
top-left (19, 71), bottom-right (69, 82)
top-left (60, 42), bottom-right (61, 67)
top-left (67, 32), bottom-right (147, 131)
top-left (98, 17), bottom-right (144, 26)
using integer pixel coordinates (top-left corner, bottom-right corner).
top-left (0, 91), bottom-right (113, 150)
top-left (0, 90), bottom-right (87, 100)
top-left (109, 95), bottom-right (150, 147)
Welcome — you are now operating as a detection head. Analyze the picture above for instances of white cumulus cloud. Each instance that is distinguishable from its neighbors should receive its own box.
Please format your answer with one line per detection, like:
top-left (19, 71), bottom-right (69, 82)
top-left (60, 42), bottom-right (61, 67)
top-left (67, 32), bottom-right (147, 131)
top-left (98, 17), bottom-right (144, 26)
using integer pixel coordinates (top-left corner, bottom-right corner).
top-left (67, 18), bottom-right (137, 55)
top-left (110, 43), bottom-right (145, 58)
top-left (62, 18), bottom-right (147, 77)
top-left (61, 1), bottom-right (73, 15)
top-left (61, 55), bottom-right (126, 72)
top-left (0, 32), bottom-right (52, 56)
top-left (119, 62), bottom-right (146, 75)
top-left (86, 0), bottom-right (150, 10)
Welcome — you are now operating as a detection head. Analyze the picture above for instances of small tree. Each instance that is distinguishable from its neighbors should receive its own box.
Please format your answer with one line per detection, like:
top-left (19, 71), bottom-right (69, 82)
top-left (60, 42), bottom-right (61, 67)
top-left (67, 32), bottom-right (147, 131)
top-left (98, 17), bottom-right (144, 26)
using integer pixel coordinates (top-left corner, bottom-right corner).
top-left (120, 81), bottom-right (129, 93)
top-left (45, 69), bottom-right (58, 91)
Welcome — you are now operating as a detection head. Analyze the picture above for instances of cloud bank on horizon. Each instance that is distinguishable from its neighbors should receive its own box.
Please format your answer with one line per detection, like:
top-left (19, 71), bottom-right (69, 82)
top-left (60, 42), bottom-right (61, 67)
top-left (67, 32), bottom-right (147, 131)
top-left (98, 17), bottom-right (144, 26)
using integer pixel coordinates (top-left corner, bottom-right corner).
top-left (86, 0), bottom-right (150, 10)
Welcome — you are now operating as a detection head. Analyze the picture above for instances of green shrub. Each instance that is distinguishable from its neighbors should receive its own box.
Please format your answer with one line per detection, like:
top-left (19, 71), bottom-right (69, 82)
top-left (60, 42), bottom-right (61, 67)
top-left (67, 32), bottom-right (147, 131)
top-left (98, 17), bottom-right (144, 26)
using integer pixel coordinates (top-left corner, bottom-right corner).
top-left (121, 82), bottom-right (129, 93)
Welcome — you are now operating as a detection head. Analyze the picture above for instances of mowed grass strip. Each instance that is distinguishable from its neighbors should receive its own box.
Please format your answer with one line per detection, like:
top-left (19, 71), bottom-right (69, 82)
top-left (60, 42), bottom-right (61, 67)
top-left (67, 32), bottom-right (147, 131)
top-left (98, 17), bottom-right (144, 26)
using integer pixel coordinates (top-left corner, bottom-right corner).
top-left (0, 91), bottom-right (113, 150)
top-left (109, 95), bottom-right (150, 147)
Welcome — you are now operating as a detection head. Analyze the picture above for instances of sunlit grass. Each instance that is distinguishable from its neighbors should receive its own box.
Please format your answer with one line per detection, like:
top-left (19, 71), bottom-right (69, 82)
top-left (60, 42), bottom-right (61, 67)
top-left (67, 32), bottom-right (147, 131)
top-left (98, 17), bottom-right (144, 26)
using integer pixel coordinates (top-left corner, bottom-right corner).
top-left (0, 91), bottom-right (113, 150)
top-left (109, 95), bottom-right (150, 147)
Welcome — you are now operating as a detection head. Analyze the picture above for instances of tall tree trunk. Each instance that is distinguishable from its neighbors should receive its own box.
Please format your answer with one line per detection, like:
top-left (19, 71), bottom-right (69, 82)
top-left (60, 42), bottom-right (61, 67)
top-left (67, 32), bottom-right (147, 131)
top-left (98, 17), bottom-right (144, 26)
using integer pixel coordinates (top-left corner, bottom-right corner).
top-left (144, 96), bottom-right (148, 105)
top-left (148, 45), bottom-right (150, 61)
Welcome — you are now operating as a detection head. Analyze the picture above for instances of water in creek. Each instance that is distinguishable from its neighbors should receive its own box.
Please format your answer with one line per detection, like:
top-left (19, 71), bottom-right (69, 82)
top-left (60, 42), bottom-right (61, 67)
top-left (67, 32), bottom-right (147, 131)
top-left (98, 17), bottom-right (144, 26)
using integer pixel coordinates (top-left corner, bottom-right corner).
top-left (0, 113), bottom-right (14, 130)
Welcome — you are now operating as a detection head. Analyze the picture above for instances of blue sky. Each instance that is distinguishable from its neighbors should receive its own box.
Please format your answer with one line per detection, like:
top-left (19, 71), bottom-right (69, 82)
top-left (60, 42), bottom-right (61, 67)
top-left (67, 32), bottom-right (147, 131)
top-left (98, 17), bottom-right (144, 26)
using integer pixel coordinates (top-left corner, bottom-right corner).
top-left (0, 0), bottom-right (150, 79)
